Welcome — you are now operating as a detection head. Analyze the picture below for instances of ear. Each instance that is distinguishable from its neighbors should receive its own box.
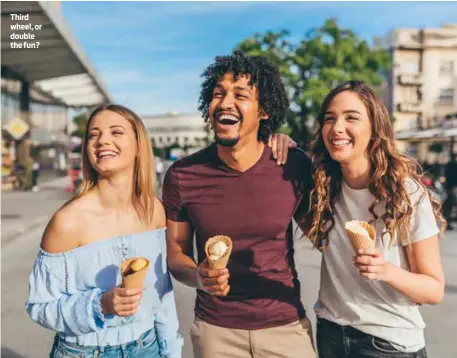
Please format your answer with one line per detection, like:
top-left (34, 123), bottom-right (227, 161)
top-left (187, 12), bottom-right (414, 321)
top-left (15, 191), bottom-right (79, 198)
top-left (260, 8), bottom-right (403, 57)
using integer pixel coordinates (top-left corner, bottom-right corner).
top-left (259, 109), bottom-right (269, 121)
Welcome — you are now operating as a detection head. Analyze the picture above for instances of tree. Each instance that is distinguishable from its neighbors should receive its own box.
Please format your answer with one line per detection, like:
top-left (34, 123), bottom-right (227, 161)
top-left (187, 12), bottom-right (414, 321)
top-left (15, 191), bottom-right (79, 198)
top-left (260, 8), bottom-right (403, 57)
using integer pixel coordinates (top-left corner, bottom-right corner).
top-left (71, 111), bottom-right (90, 139)
top-left (236, 18), bottom-right (391, 148)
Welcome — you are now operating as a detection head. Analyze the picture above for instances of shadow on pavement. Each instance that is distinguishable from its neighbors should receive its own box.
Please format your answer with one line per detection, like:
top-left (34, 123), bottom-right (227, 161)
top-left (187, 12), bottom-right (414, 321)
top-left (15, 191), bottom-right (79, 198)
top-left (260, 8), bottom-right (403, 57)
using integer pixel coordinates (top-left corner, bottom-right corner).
top-left (1, 346), bottom-right (26, 358)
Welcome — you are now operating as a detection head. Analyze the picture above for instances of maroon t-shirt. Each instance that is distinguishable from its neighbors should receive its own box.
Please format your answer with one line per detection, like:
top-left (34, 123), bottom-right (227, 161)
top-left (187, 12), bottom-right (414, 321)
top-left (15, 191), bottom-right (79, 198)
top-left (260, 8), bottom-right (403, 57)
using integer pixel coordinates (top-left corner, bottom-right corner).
top-left (162, 143), bottom-right (313, 330)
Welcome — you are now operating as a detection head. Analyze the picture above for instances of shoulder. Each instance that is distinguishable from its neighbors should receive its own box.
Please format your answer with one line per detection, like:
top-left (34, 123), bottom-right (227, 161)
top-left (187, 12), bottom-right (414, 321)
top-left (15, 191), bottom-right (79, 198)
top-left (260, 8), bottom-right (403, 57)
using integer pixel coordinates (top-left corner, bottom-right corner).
top-left (164, 145), bottom-right (216, 187)
top-left (283, 147), bottom-right (313, 181)
top-left (169, 145), bottom-right (215, 171)
top-left (40, 197), bottom-right (90, 253)
top-left (152, 197), bottom-right (166, 228)
top-left (286, 147), bottom-right (312, 166)
top-left (404, 177), bottom-right (427, 205)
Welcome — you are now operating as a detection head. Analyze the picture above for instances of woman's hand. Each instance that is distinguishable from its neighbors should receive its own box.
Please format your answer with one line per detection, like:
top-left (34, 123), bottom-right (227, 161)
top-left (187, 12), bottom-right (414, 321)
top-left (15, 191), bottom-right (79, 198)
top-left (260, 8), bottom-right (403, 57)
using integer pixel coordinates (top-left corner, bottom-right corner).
top-left (267, 134), bottom-right (297, 165)
top-left (353, 248), bottom-right (394, 281)
top-left (101, 287), bottom-right (144, 317)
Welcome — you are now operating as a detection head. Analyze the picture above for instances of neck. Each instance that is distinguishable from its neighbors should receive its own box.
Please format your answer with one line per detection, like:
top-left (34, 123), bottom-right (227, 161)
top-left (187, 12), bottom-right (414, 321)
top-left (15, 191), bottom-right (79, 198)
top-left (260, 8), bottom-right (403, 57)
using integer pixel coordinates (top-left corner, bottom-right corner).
top-left (340, 157), bottom-right (371, 190)
top-left (95, 171), bottom-right (134, 210)
top-left (217, 139), bottom-right (265, 172)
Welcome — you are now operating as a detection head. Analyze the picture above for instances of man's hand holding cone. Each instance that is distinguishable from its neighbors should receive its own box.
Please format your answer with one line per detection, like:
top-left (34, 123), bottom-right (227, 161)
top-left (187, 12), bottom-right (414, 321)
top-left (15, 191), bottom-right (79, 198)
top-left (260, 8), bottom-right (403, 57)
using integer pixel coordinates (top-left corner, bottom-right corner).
top-left (196, 235), bottom-right (233, 296)
top-left (197, 258), bottom-right (230, 296)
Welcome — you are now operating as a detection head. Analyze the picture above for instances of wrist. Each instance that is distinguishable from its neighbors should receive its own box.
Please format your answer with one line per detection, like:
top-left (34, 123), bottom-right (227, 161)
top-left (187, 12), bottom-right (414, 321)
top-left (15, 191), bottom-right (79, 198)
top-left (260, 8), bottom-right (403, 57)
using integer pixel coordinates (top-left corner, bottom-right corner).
top-left (382, 262), bottom-right (398, 284)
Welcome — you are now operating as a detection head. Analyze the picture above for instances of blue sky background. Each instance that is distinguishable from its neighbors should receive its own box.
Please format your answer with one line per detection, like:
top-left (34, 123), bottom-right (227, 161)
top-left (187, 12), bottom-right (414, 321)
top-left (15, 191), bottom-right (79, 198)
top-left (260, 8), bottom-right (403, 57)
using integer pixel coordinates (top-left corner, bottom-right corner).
top-left (62, 1), bottom-right (457, 116)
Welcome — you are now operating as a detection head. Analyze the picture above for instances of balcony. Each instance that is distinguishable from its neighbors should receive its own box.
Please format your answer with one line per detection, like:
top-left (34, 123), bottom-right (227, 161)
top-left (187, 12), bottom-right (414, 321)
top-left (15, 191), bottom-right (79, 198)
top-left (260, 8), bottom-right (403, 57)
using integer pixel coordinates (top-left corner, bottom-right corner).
top-left (398, 102), bottom-right (423, 113)
top-left (397, 73), bottom-right (423, 86)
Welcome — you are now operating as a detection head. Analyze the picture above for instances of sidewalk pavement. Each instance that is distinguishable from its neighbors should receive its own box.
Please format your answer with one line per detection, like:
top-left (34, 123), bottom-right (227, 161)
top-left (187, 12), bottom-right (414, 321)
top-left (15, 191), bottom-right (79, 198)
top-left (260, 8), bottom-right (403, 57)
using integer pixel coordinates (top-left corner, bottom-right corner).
top-left (1, 176), bottom-right (73, 245)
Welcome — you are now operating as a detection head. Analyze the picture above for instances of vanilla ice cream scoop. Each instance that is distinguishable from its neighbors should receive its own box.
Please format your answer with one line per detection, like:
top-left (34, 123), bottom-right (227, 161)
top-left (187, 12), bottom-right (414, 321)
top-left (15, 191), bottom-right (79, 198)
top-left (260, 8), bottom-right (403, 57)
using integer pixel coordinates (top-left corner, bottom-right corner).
top-left (208, 241), bottom-right (228, 260)
top-left (345, 221), bottom-right (370, 238)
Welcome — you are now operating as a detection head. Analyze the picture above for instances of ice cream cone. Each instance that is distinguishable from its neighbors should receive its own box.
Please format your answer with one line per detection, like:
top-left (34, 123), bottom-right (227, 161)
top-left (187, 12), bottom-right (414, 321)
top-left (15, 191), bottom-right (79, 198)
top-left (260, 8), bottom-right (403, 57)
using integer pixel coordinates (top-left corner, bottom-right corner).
top-left (205, 235), bottom-right (232, 269)
top-left (121, 257), bottom-right (150, 289)
top-left (345, 220), bottom-right (376, 252)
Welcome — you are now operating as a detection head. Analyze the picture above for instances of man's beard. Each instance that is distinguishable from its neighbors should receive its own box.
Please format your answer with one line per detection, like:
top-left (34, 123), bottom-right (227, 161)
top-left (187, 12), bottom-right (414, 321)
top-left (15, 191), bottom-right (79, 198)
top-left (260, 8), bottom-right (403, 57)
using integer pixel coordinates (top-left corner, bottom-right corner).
top-left (214, 134), bottom-right (240, 147)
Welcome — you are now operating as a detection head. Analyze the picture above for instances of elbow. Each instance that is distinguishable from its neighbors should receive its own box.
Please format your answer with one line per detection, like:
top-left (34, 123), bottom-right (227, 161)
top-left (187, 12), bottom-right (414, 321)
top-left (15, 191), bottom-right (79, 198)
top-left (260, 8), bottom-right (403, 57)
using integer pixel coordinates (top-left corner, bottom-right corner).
top-left (424, 281), bottom-right (445, 305)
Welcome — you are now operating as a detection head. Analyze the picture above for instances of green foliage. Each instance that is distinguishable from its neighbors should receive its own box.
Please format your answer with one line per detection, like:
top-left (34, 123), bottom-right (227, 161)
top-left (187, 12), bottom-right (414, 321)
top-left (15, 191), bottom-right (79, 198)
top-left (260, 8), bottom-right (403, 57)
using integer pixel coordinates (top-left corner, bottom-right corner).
top-left (236, 18), bottom-right (391, 148)
top-left (71, 111), bottom-right (90, 139)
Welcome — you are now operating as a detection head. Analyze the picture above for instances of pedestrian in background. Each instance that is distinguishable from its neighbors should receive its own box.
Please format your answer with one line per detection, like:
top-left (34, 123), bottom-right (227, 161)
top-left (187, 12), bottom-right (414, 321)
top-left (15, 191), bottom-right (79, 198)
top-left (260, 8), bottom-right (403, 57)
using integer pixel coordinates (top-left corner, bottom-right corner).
top-left (155, 155), bottom-right (165, 189)
top-left (26, 104), bottom-right (183, 358)
top-left (444, 153), bottom-right (457, 230)
top-left (163, 51), bottom-right (316, 358)
top-left (31, 159), bottom-right (40, 192)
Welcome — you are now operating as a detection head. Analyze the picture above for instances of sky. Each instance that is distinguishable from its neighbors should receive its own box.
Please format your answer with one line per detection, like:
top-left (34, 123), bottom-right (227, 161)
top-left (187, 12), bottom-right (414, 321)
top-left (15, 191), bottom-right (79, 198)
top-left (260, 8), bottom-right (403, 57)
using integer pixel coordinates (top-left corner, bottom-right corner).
top-left (61, 1), bottom-right (457, 116)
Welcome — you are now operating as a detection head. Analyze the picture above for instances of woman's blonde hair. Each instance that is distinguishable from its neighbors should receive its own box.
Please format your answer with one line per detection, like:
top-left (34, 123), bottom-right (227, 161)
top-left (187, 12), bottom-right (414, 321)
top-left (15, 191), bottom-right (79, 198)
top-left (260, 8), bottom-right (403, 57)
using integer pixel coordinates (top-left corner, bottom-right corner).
top-left (307, 81), bottom-right (446, 249)
top-left (76, 104), bottom-right (155, 225)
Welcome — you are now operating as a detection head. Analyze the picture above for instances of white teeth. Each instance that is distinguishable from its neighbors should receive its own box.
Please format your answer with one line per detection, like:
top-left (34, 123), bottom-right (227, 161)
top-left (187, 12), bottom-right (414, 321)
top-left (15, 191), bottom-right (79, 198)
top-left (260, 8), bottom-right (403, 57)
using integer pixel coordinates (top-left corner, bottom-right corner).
top-left (332, 140), bottom-right (351, 146)
top-left (218, 115), bottom-right (239, 121)
top-left (97, 150), bottom-right (117, 158)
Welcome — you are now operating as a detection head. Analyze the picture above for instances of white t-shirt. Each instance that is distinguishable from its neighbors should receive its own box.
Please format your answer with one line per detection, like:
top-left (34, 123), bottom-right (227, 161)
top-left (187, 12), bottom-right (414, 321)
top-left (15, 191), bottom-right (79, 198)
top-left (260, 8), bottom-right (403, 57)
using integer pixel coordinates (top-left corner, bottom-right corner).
top-left (314, 178), bottom-right (440, 353)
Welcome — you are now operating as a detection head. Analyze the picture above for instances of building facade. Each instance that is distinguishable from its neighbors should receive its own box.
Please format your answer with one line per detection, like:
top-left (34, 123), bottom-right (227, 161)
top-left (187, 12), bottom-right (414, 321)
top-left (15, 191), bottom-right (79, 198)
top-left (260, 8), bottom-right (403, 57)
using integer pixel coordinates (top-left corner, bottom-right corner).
top-left (142, 112), bottom-right (208, 151)
top-left (383, 24), bottom-right (457, 162)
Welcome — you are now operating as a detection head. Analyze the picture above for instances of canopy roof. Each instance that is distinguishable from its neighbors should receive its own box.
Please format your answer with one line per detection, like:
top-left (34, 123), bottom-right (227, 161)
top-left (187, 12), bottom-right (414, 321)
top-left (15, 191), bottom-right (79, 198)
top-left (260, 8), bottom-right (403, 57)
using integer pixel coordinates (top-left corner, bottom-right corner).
top-left (1, 1), bottom-right (111, 107)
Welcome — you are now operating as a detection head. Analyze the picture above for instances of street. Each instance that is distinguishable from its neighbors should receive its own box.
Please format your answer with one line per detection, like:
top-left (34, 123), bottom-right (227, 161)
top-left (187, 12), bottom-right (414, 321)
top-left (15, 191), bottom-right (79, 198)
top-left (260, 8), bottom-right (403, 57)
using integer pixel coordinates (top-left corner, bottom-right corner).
top-left (1, 215), bottom-right (457, 357)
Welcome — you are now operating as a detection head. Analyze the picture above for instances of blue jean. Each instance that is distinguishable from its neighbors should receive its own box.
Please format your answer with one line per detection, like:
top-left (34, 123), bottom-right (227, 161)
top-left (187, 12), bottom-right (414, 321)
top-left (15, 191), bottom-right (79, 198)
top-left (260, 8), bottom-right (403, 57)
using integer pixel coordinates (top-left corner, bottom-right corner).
top-left (317, 318), bottom-right (427, 358)
top-left (50, 328), bottom-right (160, 358)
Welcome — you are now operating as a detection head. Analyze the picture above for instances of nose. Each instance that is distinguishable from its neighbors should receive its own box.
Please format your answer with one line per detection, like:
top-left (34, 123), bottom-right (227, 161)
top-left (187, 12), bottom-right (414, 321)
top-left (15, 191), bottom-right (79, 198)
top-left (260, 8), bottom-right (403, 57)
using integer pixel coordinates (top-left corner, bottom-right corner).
top-left (220, 93), bottom-right (235, 110)
top-left (96, 131), bottom-right (111, 146)
top-left (332, 118), bottom-right (346, 134)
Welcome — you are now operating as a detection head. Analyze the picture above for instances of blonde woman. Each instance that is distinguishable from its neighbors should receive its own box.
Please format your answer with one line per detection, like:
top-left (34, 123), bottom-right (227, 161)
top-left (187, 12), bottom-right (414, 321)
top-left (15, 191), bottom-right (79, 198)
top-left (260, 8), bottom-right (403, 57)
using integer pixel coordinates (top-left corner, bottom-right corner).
top-left (272, 81), bottom-right (445, 357)
top-left (26, 105), bottom-right (183, 358)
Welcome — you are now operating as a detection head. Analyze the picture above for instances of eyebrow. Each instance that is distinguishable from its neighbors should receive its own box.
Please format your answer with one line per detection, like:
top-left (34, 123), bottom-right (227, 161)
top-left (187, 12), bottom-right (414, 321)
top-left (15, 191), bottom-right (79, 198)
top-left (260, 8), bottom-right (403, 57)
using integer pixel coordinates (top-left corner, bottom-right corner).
top-left (324, 110), bottom-right (362, 115)
top-left (214, 84), bottom-right (253, 92)
top-left (89, 125), bottom-right (125, 131)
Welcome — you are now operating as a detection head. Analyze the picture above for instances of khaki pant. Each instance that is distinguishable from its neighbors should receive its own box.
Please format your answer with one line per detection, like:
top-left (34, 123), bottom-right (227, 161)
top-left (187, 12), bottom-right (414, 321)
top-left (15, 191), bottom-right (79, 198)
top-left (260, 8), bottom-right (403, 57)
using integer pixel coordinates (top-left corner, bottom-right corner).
top-left (190, 318), bottom-right (316, 358)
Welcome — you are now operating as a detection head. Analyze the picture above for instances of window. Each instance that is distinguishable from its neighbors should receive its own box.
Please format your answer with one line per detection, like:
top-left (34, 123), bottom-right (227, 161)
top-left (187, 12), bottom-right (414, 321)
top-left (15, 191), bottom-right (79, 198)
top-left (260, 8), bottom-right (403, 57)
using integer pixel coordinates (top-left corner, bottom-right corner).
top-left (438, 88), bottom-right (454, 103)
top-left (440, 60), bottom-right (454, 77)
top-left (400, 61), bottom-right (419, 74)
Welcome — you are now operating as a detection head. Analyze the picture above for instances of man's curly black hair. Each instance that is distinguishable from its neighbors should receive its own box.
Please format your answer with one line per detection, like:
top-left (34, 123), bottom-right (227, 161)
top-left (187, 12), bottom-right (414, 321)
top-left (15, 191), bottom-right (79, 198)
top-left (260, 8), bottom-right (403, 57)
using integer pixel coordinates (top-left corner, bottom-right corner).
top-left (198, 50), bottom-right (289, 143)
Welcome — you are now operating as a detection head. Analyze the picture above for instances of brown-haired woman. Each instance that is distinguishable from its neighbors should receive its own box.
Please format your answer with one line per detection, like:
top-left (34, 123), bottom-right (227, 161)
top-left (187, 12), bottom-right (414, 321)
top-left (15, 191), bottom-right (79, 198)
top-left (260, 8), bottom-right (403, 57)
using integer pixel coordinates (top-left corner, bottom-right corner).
top-left (271, 80), bottom-right (445, 357)
top-left (308, 80), bottom-right (445, 358)
top-left (26, 105), bottom-right (183, 357)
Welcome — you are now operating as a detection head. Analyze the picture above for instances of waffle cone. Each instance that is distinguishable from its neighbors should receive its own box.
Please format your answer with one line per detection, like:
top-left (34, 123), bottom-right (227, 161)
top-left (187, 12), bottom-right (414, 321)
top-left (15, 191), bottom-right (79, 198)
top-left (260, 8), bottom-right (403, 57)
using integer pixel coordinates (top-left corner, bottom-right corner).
top-left (205, 235), bottom-right (232, 269)
top-left (345, 221), bottom-right (376, 252)
top-left (121, 257), bottom-right (150, 289)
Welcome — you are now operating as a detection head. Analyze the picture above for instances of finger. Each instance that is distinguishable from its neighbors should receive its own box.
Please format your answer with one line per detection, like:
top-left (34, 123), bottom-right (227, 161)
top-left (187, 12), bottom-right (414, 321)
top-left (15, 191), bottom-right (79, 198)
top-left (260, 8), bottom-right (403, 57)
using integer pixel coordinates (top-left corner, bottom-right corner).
top-left (357, 248), bottom-right (381, 257)
top-left (205, 283), bottom-right (227, 294)
top-left (200, 267), bottom-right (229, 278)
top-left (355, 255), bottom-right (384, 267)
top-left (281, 137), bottom-right (289, 164)
top-left (117, 306), bottom-right (139, 317)
top-left (360, 272), bottom-right (378, 280)
top-left (288, 140), bottom-right (297, 148)
top-left (271, 135), bottom-right (278, 160)
top-left (276, 136), bottom-right (284, 165)
top-left (214, 284), bottom-right (231, 297)
top-left (116, 301), bottom-right (141, 315)
top-left (202, 273), bottom-right (229, 287)
top-left (117, 288), bottom-right (143, 297)
top-left (118, 293), bottom-right (143, 305)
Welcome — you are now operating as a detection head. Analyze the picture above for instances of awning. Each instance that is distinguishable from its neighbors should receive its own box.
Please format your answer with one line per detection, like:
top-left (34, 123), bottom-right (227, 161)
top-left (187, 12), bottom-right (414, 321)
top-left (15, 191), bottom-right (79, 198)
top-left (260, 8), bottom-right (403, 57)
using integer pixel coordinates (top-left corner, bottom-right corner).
top-left (1, 1), bottom-right (111, 107)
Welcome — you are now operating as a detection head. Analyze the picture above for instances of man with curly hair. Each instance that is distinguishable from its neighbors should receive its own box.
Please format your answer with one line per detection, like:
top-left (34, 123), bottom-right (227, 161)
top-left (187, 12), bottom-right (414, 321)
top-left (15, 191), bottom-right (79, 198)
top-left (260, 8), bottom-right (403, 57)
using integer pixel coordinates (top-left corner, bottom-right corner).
top-left (162, 51), bottom-right (315, 357)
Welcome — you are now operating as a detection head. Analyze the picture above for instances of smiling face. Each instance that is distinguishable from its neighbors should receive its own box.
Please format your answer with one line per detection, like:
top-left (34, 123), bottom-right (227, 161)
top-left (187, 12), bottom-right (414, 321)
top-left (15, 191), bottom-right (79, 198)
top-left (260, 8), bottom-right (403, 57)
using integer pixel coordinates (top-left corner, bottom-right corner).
top-left (208, 73), bottom-right (268, 147)
top-left (322, 91), bottom-right (372, 167)
top-left (86, 110), bottom-right (138, 177)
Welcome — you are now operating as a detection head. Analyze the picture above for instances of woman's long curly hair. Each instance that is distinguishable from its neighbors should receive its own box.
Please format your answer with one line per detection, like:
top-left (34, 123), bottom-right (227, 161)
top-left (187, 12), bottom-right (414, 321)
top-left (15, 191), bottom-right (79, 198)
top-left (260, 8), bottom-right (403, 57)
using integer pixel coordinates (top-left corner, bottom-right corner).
top-left (307, 81), bottom-right (446, 249)
top-left (198, 50), bottom-right (289, 143)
